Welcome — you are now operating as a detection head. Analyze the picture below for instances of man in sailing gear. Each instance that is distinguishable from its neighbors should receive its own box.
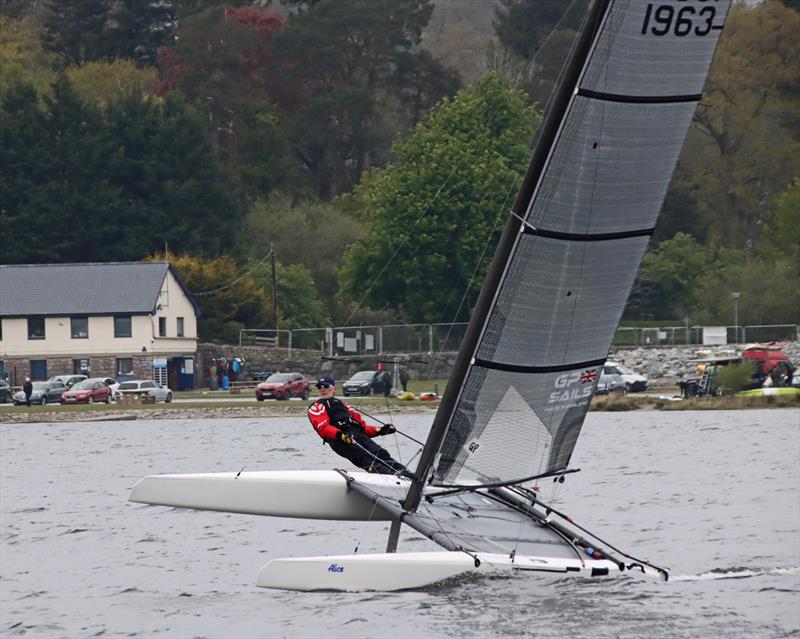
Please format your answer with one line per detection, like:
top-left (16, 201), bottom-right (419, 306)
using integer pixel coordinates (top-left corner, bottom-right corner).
top-left (308, 376), bottom-right (409, 476)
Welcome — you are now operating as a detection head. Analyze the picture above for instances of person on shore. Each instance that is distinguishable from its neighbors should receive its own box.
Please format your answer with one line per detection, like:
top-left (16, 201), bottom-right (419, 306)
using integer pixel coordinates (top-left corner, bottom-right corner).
top-left (307, 376), bottom-right (410, 476)
top-left (23, 377), bottom-right (32, 407)
top-left (399, 366), bottom-right (409, 392)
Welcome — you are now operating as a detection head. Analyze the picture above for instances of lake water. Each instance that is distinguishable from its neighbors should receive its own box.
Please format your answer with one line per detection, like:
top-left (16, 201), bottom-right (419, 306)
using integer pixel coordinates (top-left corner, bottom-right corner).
top-left (1, 409), bottom-right (798, 639)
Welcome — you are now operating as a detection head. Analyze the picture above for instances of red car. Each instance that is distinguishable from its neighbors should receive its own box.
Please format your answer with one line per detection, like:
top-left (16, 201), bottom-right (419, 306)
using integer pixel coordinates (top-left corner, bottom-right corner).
top-left (255, 373), bottom-right (309, 401)
top-left (61, 379), bottom-right (113, 404)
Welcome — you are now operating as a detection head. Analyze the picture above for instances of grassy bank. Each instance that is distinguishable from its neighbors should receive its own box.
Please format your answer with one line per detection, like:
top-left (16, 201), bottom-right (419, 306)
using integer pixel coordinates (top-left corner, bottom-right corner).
top-left (590, 393), bottom-right (800, 411)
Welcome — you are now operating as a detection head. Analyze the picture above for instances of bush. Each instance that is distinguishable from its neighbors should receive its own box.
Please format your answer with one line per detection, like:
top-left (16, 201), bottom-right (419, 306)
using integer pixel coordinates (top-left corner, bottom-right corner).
top-left (716, 362), bottom-right (758, 395)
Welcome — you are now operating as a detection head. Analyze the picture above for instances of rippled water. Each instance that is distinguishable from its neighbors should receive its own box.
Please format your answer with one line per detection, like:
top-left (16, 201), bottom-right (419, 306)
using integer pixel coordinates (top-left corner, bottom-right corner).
top-left (1, 409), bottom-right (798, 638)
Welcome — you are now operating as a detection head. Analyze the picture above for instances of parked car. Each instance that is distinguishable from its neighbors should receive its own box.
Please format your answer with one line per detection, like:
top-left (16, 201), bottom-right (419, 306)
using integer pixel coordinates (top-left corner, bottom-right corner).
top-left (13, 380), bottom-right (67, 405)
top-left (603, 362), bottom-right (648, 392)
top-left (48, 374), bottom-right (87, 389)
top-left (98, 377), bottom-right (120, 398)
top-left (256, 373), bottom-right (309, 401)
top-left (115, 380), bottom-right (173, 403)
top-left (342, 370), bottom-right (391, 397)
top-left (61, 379), bottom-right (113, 404)
top-left (595, 371), bottom-right (626, 395)
top-left (0, 380), bottom-right (12, 403)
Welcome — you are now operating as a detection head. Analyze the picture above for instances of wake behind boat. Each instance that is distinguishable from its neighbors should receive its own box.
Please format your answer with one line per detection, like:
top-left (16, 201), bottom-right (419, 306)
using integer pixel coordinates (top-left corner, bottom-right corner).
top-left (129, 0), bottom-right (731, 591)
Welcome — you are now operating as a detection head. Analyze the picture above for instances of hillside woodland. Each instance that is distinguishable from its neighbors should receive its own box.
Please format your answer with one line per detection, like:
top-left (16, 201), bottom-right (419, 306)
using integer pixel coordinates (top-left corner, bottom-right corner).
top-left (1, 0), bottom-right (797, 341)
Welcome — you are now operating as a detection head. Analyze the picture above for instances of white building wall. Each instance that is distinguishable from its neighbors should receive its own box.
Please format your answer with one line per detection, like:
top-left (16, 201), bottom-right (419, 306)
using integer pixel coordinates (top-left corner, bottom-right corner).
top-left (0, 270), bottom-right (197, 358)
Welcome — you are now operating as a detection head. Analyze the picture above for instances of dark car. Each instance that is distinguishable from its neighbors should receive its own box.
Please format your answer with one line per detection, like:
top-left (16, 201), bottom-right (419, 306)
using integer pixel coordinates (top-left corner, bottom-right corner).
top-left (61, 379), bottom-right (113, 404)
top-left (342, 371), bottom-right (391, 397)
top-left (0, 380), bottom-right (12, 403)
top-left (255, 373), bottom-right (309, 401)
top-left (48, 374), bottom-right (87, 389)
top-left (13, 381), bottom-right (67, 405)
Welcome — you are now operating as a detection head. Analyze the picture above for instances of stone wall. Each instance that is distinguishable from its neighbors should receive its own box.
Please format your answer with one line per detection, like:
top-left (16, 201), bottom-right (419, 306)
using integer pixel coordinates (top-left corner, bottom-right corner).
top-left (196, 341), bottom-right (799, 390)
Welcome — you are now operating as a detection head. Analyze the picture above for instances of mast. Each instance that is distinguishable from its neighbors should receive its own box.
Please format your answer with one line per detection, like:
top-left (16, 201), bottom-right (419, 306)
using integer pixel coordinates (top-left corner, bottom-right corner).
top-left (402, 0), bottom-right (612, 515)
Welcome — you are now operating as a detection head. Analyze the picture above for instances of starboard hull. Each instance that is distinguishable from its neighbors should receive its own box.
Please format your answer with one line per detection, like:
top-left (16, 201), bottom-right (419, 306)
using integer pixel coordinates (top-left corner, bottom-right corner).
top-left (128, 470), bottom-right (404, 520)
top-left (256, 551), bottom-right (632, 591)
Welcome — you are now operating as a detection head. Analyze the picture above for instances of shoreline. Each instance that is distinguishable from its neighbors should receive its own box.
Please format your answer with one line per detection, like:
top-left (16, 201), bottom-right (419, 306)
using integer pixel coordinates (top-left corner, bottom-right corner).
top-left (1, 393), bottom-right (797, 423)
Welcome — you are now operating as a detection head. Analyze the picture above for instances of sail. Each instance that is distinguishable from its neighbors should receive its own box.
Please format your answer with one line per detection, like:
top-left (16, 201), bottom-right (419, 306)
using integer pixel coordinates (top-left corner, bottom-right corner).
top-left (410, 0), bottom-right (731, 493)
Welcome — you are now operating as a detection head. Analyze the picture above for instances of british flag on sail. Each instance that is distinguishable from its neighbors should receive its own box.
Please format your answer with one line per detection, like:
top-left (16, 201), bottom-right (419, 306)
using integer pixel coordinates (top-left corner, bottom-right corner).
top-left (580, 369), bottom-right (599, 384)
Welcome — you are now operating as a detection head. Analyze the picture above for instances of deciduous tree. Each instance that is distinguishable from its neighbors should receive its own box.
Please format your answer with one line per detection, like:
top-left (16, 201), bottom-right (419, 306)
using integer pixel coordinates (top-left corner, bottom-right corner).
top-left (339, 73), bottom-right (539, 323)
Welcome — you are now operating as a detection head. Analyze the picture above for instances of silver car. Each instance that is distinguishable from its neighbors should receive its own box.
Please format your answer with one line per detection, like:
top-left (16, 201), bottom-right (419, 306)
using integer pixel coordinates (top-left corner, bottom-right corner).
top-left (115, 380), bottom-right (173, 403)
top-left (13, 381), bottom-right (67, 405)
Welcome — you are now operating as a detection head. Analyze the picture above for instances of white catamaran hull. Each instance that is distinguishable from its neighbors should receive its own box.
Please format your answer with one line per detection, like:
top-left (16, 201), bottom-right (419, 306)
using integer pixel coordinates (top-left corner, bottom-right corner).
top-left (256, 552), bottom-right (630, 591)
top-left (128, 470), bottom-right (403, 520)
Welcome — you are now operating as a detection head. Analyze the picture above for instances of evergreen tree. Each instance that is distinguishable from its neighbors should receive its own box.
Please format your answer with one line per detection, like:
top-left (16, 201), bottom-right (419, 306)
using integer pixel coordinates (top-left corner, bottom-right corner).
top-left (268, 0), bottom-right (458, 199)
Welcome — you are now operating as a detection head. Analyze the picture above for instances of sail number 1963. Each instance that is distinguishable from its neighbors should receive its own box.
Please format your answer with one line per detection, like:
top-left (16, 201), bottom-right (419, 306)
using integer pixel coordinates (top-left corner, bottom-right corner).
top-left (642, 2), bottom-right (721, 37)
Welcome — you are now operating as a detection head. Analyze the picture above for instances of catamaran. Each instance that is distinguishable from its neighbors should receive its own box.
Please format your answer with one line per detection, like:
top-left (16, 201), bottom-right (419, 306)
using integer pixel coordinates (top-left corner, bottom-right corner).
top-left (129, 0), bottom-right (731, 591)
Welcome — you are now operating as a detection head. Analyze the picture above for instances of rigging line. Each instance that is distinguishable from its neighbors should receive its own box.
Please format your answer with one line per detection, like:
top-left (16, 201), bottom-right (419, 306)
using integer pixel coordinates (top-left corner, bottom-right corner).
top-left (425, 468), bottom-right (580, 500)
top-left (193, 248), bottom-right (274, 296)
top-left (349, 439), bottom-right (416, 480)
top-left (341, 167), bottom-right (460, 328)
top-left (423, 181), bottom-right (517, 386)
top-left (351, 406), bottom-right (426, 446)
top-left (511, 488), bottom-right (668, 577)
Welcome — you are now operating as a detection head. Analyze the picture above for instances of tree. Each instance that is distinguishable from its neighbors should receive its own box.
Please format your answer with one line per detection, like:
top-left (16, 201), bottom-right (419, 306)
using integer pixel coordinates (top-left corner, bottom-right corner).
top-left (0, 75), bottom-right (237, 263)
top-left (491, 0), bottom-right (589, 105)
top-left (167, 253), bottom-right (273, 343)
top-left (0, 76), bottom-right (123, 263)
top-left (41, 0), bottom-right (176, 67)
top-left (268, 0), bottom-right (459, 199)
top-left (633, 233), bottom-right (741, 320)
top-left (103, 90), bottom-right (238, 258)
top-left (238, 192), bottom-right (363, 313)
top-left (66, 59), bottom-right (157, 111)
top-left (0, 15), bottom-right (59, 95)
top-left (493, 0), bottom-right (588, 60)
top-left (667, 1), bottom-right (800, 248)
top-left (155, 5), bottom-right (289, 199)
top-left (757, 178), bottom-right (800, 266)
top-left (339, 73), bottom-right (539, 322)
top-left (254, 261), bottom-right (332, 330)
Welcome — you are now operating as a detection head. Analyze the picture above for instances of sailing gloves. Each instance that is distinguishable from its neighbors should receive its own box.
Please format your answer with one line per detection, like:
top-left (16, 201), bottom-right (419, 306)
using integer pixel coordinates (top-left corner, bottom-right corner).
top-left (337, 432), bottom-right (354, 445)
top-left (378, 424), bottom-right (396, 436)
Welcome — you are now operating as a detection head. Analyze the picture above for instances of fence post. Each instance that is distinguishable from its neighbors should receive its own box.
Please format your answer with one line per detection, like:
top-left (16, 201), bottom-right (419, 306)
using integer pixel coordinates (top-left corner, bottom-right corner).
top-left (239, 329), bottom-right (244, 348)
top-left (378, 326), bottom-right (383, 355)
top-left (429, 324), bottom-right (433, 353)
top-left (287, 330), bottom-right (292, 357)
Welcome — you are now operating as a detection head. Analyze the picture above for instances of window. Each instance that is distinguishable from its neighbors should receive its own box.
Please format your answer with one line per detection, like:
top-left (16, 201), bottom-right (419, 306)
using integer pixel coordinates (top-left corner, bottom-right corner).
top-left (71, 316), bottom-right (89, 339)
top-left (114, 315), bottom-right (132, 338)
top-left (116, 358), bottom-right (134, 377)
top-left (159, 317), bottom-right (167, 337)
top-left (176, 317), bottom-right (185, 337)
top-left (73, 359), bottom-right (90, 375)
top-left (28, 317), bottom-right (45, 340)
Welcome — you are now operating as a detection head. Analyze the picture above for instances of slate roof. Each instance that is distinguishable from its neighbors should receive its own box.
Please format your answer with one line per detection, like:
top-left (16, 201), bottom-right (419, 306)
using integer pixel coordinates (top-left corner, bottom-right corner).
top-left (0, 262), bottom-right (199, 318)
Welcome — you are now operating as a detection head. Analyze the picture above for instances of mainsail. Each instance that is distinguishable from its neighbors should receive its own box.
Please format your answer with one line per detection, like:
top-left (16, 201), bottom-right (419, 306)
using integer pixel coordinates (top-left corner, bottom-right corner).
top-left (406, 0), bottom-right (730, 506)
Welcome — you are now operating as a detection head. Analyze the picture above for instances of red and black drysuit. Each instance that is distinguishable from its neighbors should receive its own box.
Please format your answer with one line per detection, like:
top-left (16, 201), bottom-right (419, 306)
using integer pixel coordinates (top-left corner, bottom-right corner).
top-left (308, 397), bottom-right (407, 475)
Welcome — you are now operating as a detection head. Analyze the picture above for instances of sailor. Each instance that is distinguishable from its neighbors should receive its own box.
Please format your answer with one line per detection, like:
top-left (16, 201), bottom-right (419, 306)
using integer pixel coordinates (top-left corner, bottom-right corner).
top-left (307, 375), bottom-right (409, 476)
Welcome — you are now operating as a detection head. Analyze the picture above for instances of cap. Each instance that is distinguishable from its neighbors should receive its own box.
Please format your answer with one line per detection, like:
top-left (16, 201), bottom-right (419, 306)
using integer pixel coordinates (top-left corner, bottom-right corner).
top-left (315, 376), bottom-right (335, 388)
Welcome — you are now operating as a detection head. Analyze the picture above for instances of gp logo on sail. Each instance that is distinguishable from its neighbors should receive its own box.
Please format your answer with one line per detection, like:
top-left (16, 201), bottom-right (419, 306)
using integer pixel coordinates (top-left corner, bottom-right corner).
top-left (548, 369), bottom-right (598, 404)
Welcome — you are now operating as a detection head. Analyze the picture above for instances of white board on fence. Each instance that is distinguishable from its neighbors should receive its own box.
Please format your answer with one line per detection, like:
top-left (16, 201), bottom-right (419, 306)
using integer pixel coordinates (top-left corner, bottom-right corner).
top-left (702, 326), bottom-right (728, 345)
top-left (344, 337), bottom-right (357, 352)
top-left (365, 334), bottom-right (374, 350)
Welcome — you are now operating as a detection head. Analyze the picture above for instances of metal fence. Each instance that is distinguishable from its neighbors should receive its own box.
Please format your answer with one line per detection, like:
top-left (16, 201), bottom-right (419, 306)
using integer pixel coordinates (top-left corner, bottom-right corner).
top-left (240, 323), bottom-right (798, 356)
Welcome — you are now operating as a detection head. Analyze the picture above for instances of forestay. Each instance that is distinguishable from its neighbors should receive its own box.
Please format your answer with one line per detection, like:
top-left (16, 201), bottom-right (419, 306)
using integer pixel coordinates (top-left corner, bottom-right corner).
top-left (418, 0), bottom-right (731, 490)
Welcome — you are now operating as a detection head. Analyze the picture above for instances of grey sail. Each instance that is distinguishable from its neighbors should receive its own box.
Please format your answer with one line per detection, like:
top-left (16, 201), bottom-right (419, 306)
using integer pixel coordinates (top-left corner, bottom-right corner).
top-left (407, 0), bottom-right (731, 499)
